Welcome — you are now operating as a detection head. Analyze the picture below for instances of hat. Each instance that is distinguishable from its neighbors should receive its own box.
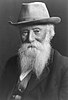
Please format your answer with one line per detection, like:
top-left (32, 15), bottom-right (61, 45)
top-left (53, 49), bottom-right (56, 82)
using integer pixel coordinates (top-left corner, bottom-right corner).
top-left (9, 2), bottom-right (61, 26)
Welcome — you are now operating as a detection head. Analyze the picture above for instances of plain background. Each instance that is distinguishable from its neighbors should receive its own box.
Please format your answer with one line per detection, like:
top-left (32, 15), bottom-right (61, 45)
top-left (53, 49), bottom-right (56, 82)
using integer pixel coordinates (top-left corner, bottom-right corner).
top-left (0, 0), bottom-right (68, 72)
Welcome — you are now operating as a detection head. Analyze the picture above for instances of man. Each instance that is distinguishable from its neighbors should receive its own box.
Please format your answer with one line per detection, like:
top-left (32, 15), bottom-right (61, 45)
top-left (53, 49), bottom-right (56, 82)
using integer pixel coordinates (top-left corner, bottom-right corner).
top-left (0, 2), bottom-right (68, 100)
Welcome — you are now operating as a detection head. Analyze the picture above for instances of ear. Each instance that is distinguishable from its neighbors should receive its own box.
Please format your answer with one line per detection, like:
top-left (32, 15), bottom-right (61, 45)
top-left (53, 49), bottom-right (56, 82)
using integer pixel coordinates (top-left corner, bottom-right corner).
top-left (49, 25), bottom-right (55, 40)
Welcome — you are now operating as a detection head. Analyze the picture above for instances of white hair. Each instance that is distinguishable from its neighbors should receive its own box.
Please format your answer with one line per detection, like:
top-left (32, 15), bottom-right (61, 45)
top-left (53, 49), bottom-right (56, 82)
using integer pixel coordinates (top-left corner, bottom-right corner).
top-left (44, 24), bottom-right (55, 43)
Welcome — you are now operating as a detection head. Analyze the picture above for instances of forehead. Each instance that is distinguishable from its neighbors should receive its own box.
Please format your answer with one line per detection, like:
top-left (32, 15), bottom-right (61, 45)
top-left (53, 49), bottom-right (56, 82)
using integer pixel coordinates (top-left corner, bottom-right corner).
top-left (19, 24), bottom-right (51, 31)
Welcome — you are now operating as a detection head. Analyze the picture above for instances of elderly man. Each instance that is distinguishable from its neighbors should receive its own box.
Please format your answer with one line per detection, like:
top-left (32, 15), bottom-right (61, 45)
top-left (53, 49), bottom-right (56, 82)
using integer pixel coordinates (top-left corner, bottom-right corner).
top-left (0, 2), bottom-right (68, 100)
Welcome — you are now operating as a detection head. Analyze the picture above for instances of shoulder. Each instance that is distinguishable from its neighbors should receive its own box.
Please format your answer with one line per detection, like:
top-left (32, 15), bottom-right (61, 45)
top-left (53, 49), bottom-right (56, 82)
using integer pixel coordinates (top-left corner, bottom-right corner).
top-left (6, 54), bottom-right (18, 66)
top-left (0, 54), bottom-right (19, 79)
top-left (50, 49), bottom-right (68, 85)
top-left (0, 55), bottom-right (19, 99)
top-left (53, 49), bottom-right (68, 71)
top-left (53, 50), bottom-right (68, 100)
top-left (49, 49), bottom-right (68, 80)
top-left (5, 54), bottom-right (19, 71)
top-left (52, 49), bottom-right (68, 82)
top-left (0, 54), bottom-right (19, 84)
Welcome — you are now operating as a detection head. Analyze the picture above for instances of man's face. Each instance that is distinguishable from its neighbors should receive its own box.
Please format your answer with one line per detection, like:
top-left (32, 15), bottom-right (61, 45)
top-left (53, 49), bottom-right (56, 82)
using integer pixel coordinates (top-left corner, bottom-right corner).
top-left (18, 24), bottom-right (53, 78)
top-left (20, 25), bottom-right (48, 44)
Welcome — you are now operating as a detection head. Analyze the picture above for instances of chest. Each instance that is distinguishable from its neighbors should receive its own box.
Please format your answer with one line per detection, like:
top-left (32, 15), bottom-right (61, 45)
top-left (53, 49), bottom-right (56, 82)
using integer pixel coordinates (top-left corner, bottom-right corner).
top-left (9, 77), bottom-right (59, 100)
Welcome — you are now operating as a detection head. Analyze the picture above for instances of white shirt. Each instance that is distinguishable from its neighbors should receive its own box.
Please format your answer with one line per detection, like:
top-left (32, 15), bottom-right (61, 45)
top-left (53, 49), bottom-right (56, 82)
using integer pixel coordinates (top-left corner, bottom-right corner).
top-left (18, 69), bottom-right (32, 90)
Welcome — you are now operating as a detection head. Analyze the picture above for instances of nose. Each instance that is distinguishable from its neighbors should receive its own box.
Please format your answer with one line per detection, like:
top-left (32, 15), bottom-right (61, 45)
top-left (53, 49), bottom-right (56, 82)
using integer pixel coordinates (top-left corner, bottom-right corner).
top-left (28, 30), bottom-right (35, 42)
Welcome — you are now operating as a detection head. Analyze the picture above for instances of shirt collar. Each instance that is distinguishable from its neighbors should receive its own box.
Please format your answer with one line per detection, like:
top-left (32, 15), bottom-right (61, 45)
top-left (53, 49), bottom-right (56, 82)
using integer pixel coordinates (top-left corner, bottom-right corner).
top-left (19, 69), bottom-right (32, 81)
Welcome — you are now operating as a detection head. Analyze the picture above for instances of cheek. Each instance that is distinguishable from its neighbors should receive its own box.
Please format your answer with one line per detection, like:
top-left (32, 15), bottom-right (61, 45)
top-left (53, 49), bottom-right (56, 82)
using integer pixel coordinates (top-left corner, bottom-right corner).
top-left (41, 33), bottom-right (46, 40)
top-left (36, 33), bottom-right (46, 43)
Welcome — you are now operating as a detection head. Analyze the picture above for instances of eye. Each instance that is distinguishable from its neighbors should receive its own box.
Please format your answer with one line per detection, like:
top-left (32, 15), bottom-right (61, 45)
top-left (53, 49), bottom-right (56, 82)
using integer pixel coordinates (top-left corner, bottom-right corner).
top-left (22, 31), bottom-right (28, 36)
top-left (33, 29), bottom-right (40, 35)
top-left (20, 30), bottom-right (29, 42)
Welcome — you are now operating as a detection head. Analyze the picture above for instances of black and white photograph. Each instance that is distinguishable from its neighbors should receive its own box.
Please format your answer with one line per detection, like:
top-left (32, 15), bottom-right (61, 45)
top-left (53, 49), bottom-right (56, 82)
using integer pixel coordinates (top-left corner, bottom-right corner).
top-left (0, 0), bottom-right (68, 100)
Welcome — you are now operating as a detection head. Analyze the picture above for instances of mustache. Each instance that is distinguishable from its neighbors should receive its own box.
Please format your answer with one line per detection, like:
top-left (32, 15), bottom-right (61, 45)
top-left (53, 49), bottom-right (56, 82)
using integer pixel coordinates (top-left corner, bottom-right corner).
top-left (28, 45), bottom-right (37, 49)
top-left (18, 43), bottom-right (39, 54)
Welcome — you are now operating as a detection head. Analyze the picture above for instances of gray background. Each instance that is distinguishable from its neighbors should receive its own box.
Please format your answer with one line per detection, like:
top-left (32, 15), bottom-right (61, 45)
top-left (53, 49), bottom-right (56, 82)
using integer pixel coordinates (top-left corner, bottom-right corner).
top-left (0, 0), bottom-right (68, 71)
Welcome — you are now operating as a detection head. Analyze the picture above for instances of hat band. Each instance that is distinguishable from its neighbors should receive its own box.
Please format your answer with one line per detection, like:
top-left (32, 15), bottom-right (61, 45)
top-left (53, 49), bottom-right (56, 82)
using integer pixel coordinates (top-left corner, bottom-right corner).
top-left (18, 16), bottom-right (50, 22)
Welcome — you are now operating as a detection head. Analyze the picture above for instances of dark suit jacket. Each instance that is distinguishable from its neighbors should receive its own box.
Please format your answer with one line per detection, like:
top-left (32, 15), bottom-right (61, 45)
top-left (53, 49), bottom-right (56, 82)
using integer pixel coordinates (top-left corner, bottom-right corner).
top-left (0, 48), bottom-right (68, 100)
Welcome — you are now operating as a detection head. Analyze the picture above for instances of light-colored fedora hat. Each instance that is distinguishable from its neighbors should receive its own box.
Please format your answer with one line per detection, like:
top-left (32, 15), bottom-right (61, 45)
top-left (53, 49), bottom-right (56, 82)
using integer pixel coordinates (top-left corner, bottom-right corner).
top-left (9, 2), bottom-right (61, 26)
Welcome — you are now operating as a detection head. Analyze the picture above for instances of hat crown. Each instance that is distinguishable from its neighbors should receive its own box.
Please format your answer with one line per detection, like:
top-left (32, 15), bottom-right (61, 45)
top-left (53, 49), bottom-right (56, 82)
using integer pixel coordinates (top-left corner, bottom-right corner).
top-left (18, 2), bottom-right (50, 22)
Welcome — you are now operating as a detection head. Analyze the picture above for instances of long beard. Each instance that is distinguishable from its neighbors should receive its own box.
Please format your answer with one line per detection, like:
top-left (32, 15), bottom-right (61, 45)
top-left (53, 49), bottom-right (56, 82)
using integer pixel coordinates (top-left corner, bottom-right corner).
top-left (18, 38), bottom-right (51, 79)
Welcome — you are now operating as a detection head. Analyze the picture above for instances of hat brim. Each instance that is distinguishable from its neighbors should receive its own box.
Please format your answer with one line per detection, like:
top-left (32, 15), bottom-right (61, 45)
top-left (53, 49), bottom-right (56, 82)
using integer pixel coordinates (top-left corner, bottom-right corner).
top-left (8, 17), bottom-right (61, 26)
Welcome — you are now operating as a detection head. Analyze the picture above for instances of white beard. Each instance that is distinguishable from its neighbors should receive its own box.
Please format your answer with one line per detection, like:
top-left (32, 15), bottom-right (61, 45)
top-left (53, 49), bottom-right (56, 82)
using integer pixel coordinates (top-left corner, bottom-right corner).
top-left (18, 34), bottom-right (51, 79)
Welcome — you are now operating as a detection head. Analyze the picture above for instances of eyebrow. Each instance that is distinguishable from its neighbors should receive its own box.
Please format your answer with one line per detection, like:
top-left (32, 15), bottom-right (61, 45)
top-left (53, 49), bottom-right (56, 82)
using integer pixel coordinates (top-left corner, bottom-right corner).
top-left (20, 27), bottom-right (42, 31)
top-left (21, 29), bottom-right (29, 32)
top-left (32, 27), bottom-right (41, 30)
